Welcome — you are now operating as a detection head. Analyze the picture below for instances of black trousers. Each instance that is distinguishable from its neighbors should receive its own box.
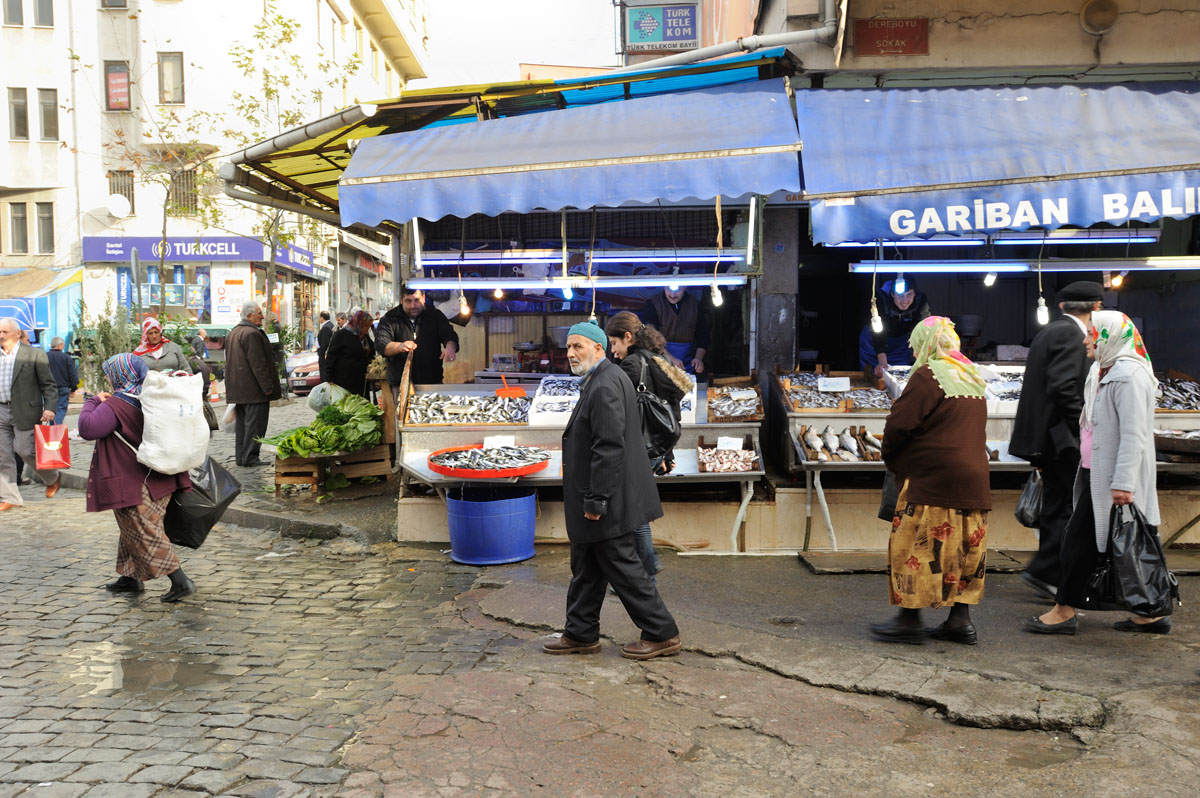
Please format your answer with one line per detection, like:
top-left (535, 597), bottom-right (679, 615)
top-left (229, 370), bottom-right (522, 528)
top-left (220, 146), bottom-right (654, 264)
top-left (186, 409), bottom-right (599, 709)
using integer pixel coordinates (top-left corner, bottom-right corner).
top-left (1025, 453), bottom-right (1079, 585)
top-left (564, 531), bottom-right (679, 644)
top-left (235, 402), bottom-right (270, 465)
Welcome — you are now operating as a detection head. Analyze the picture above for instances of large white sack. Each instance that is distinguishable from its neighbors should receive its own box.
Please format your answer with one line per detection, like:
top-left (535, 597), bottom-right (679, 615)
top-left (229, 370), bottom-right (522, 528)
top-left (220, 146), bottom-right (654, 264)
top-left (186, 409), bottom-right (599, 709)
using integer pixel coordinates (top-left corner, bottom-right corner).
top-left (139, 370), bottom-right (209, 474)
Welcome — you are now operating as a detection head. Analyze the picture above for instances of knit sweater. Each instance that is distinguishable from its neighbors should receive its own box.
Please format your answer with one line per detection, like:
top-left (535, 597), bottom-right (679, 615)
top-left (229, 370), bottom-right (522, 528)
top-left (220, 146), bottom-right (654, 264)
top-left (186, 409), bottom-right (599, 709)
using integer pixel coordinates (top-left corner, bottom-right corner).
top-left (882, 365), bottom-right (992, 511)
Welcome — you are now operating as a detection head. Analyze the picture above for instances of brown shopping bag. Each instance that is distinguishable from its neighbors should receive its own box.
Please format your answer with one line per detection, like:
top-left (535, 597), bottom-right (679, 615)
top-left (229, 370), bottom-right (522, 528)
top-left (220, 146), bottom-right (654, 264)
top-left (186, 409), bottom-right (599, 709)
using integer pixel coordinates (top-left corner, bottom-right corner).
top-left (35, 423), bottom-right (71, 470)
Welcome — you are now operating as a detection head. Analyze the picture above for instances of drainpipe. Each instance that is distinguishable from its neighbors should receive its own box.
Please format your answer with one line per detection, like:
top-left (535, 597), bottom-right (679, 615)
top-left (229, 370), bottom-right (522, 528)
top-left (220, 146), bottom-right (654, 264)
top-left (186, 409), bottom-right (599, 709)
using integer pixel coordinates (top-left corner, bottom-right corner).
top-left (611, 0), bottom-right (838, 74)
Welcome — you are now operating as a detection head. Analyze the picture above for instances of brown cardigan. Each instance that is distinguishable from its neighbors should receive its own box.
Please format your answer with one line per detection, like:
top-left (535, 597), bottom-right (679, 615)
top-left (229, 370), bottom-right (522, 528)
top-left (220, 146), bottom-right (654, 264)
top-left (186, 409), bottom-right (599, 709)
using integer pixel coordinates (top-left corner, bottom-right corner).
top-left (882, 365), bottom-right (991, 511)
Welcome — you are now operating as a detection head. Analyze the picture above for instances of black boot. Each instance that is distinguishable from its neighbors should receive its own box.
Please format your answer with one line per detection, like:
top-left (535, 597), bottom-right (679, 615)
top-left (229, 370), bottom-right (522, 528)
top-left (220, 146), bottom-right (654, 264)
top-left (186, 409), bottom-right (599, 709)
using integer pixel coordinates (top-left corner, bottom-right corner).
top-left (160, 569), bottom-right (196, 603)
top-left (106, 576), bottom-right (144, 594)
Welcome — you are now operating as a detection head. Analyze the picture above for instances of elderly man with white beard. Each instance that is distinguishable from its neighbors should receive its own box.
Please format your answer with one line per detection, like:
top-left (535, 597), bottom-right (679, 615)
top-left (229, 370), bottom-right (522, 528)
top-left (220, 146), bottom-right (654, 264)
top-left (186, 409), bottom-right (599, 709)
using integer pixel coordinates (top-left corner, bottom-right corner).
top-left (542, 322), bottom-right (682, 660)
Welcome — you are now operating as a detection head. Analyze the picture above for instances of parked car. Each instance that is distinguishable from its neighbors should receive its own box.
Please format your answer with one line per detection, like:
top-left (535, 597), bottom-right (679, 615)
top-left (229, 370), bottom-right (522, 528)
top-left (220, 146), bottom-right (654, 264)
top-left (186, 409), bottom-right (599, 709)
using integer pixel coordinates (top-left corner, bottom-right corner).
top-left (286, 351), bottom-right (321, 396)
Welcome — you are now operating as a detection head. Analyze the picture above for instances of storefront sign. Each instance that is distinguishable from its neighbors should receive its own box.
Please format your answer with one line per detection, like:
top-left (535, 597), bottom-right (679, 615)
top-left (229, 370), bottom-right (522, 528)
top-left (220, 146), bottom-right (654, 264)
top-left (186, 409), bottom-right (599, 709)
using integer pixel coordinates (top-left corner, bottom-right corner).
top-left (625, 4), bottom-right (699, 52)
top-left (116, 267), bottom-right (132, 310)
top-left (853, 18), bottom-right (929, 56)
top-left (274, 242), bottom-right (315, 275)
top-left (185, 284), bottom-right (208, 311)
top-left (82, 236), bottom-right (264, 263)
top-left (211, 266), bottom-right (252, 326)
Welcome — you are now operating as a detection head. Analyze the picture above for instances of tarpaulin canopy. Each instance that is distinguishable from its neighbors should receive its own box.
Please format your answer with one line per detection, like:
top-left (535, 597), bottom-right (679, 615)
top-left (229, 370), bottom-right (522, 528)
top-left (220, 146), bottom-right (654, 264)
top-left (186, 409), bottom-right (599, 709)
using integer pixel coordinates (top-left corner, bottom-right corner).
top-left (795, 82), bottom-right (1200, 244)
top-left (339, 78), bottom-right (803, 226)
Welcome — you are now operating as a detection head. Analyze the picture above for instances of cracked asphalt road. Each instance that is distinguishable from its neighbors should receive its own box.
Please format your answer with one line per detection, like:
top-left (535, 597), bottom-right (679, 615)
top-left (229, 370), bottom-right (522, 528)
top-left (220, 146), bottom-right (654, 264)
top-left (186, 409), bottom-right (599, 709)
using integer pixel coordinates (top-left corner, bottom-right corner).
top-left (2, 486), bottom-right (1198, 796)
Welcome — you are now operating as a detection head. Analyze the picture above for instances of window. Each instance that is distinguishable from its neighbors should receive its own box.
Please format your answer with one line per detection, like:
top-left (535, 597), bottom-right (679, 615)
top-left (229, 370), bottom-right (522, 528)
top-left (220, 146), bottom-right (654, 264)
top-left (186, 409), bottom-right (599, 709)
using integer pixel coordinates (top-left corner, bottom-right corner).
top-left (34, 0), bottom-right (51, 26)
top-left (9, 203), bottom-right (28, 253)
top-left (3, 0), bottom-right (22, 26)
top-left (168, 169), bottom-right (198, 216)
top-left (104, 61), bottom-right (130, 111)
top-left (100, 0), bottom-right (127, 8)
top-left (158, 52), bottom-right (184, 104)
top-left (8, 87), bottom-right (27, 139)
top-left (35, 202), bottom-right (52, 253)
top-left (108, 170), bottom-right (135, 213)
top-left (38, 88), bottom-right (56, 140)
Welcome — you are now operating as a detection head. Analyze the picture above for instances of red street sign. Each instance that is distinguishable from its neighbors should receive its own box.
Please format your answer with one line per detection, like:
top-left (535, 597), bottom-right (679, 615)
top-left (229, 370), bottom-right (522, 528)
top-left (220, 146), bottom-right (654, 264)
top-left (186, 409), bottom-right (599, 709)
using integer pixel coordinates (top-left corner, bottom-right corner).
top-left (853, 18), bottom-right (929, 56)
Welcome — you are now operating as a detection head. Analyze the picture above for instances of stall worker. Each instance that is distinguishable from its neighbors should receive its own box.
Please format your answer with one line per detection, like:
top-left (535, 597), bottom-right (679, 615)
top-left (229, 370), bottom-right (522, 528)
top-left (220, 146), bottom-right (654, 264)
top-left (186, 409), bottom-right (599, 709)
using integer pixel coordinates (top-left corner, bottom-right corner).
top-left (859, 277), bottom-right (932, 377)
top-left (641, 286), bottom-right (711, 375)
top-left (375, 287), bottom-right (459, 391)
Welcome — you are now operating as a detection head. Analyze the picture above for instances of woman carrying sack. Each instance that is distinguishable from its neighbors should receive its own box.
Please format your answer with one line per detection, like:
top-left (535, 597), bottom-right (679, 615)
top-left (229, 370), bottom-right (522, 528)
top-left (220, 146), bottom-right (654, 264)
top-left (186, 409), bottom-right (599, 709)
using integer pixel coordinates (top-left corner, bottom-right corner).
top-left (133, 317), bottom-right (193, 375)
top-left (324, 310), bottom-right (375, 398)
top-left (1024, 311), bottom-right (1169, 636)
top-left (606, 311), bottom-right (690, 583)
top-left (78, 354), bottom-right (197, 603)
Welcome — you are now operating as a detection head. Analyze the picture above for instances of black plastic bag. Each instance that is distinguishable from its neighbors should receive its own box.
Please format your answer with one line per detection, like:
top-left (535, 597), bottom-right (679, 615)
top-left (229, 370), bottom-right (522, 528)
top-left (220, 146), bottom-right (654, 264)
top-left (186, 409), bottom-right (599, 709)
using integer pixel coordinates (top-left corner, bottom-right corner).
top-left (878, 471), bottom-right (899, 522)
top-left (1088, 504), bottom-right (1181, 616)
top-left (1014, 470), bottom-right (1042, 528)
top-left (165, 457), bottom-right (242, 549)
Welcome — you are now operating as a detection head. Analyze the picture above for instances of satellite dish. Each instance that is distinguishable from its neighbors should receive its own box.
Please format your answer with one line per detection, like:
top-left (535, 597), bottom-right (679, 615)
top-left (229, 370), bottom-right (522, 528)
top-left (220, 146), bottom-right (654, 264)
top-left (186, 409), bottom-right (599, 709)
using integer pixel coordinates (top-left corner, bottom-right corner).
top-left (1080, 0), bottom-right (1120, 35)
top-left (106, 193), bottom-right (131, 219)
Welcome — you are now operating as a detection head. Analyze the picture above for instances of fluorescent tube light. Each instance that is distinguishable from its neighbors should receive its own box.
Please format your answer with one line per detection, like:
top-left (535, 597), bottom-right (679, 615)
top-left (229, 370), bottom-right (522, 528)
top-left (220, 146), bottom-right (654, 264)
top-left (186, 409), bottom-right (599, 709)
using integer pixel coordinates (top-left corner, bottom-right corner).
top-left (405, 275), bottom-right (749, 291)
top-left (993, 229), bottom-right (1161, 246)
top-left (850, 262), bottom-right (1029, 274)
top-left (832, 237), bottom-right (987, 248)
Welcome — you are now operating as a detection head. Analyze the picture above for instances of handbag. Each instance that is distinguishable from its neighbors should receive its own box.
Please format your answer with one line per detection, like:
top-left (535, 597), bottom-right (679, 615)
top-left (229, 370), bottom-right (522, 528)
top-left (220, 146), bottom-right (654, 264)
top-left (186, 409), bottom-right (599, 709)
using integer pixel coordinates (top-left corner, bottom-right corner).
top-left (202, 401), bottom-right (219, 431)
top-left (1104, 504), bottom-right (1180, 617)
top-left (1014, 470), bottom-right (1043, 528)
top-left (163, 457), bottom-right (242, 549)
top-left (34, 423), bottom-right (71, 470)
top-left (633, 354), bottom-right (681, 461)
top-left (877, 471), bottom-right (899, 522)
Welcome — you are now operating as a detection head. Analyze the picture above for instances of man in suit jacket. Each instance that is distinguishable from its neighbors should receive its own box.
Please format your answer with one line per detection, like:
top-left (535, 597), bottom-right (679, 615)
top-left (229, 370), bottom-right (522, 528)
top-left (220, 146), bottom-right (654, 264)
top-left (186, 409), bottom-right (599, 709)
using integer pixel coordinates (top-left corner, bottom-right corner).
top-left (223, 302), bottom-right (282, 467)
top-left (316, 310), bottom-right (334, 382)
top-left (1009, 281), bottom-right (1104, 599)
top-left (544, 322), bottom-right (682, 660)
top-left (0, 318), bottom-right (62, 510)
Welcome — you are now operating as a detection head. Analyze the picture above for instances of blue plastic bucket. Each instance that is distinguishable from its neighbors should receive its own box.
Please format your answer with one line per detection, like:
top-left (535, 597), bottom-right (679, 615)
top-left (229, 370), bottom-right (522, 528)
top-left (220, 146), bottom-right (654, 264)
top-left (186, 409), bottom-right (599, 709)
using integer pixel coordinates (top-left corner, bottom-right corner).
top-left (445, 487), bottom-right (537, 565)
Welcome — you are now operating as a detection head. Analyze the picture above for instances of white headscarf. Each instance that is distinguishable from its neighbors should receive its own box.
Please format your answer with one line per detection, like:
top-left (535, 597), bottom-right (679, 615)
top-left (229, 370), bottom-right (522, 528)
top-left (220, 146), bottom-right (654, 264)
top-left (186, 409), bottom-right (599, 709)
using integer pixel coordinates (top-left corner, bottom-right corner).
top-left (1081, 310), bottom-right (1157, 428)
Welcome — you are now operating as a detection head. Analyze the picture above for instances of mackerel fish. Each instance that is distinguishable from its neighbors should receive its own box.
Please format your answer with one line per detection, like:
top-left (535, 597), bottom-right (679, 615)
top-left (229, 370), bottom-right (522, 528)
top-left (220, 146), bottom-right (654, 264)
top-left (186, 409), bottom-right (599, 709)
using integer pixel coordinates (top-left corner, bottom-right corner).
top-left (429, 446), bottom-right (550, 471)
top-left (407, 393), bottom-right (530, 425)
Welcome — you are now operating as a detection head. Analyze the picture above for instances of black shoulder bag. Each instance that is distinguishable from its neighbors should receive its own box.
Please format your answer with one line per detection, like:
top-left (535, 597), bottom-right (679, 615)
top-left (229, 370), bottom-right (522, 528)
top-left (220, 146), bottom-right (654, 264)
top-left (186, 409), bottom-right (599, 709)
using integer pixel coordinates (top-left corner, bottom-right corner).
top-left (633, 354), bottom-right (681, 461)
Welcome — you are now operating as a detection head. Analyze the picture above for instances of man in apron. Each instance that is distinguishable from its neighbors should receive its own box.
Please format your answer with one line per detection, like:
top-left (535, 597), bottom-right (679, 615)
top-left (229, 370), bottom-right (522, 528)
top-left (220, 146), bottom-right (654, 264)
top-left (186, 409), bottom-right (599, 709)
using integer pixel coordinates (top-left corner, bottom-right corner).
top-left (641, 287), bottom-right (711, 374)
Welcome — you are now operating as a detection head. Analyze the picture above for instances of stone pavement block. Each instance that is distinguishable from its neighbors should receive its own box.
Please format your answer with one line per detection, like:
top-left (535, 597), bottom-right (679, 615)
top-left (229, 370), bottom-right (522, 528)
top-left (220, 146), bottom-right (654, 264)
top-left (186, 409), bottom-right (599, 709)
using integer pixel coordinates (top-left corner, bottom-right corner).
top-left (124, 751), bottom-right (190, 767)
top-left (180, 752), bottom-right (245, 770)
top-left (101, 735), bottom-right (160, 751)
top-left (0, 734), bottom-right (53, 748)
top-left (78, 785), bottom-right (159, 798)
top-left (178, 768), bottom-right (244, 793)
top-left (299, 726), bottom-right (354, 743)
top-left (199, 713), bottom-right (253, 728)
top-left (155, 792), bottom-right (209, 798)
top-left (295, 767), bottom-right (349, 785)
top-left (232, 759), bottom-right (305, 781)
top-left (276, 749), bottom-right (340, 768)
top-left (3, 746), bottom-right (73, 763)
top-left (208, 727), bottom-right (256, 741)
top-left (0, 785), bottom-right (22, 798)
top-left (223, 779), bottom-right (309, 798)
top-left (64, 761), bottom-right (144, 783)
top-left (13, 784), bottom-right (90, 798)
top-left (0, 762), bottom-right (81, 782)
top-left (245, 717), bottom-right (309, 735)
top-left (0, 719), bottom-right (52, 733)
top-left (127, 764), bottom-right (195, 785)
top-left (57, 749), bottom-right (130, 763)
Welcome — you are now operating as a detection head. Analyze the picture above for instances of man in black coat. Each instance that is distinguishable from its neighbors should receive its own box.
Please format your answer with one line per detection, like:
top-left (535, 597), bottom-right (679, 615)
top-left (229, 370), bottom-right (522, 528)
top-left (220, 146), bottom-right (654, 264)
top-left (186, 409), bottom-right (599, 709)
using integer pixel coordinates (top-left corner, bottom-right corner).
top-left (316, 310), bottom-right (334, 382)
top-left (543, 323), bottom-right (682, 660)
top-left (46, 336), bottom-right (78, 425)
top-left (375, 288), bottom-right (458, 389)
top-left (1009, 281), bottom-right (1104, 599)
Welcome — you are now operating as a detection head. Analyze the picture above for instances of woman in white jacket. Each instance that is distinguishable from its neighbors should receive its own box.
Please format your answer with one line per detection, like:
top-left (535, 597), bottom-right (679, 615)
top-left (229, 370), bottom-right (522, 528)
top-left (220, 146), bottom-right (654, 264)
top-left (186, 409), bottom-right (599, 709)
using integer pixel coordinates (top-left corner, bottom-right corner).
top-left (1023, 310), bottom-right (1166, 635)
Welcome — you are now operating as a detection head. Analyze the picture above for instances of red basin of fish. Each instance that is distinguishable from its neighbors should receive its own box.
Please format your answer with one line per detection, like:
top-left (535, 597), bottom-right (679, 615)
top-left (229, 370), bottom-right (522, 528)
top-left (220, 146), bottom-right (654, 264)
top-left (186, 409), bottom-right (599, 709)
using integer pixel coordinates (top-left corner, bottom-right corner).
top-left (426, 444), bottom-right (551, 479)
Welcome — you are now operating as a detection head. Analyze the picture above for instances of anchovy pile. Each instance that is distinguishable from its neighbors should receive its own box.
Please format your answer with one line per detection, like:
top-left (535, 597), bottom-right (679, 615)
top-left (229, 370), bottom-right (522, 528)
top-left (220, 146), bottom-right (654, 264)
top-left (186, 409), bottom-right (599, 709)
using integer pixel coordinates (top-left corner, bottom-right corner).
top-left (847, 389), bottom-right (892, 410)
top-left (1158, 378), bottom-right (1200, 411)
top-left (531, 398), bottom-right (575, 414)
top-left (537, 377), bottom-right (581, 397)
top-left (786, 386), bottom-right (843, 409)
top-left (697, 447), bottom-right (758, 472)
top-left (407, 393), bottom-right (530, 424)
top-left (429, 446), bottom-right (550, 471)
top-left (708, 387), bottom-right (762, 420)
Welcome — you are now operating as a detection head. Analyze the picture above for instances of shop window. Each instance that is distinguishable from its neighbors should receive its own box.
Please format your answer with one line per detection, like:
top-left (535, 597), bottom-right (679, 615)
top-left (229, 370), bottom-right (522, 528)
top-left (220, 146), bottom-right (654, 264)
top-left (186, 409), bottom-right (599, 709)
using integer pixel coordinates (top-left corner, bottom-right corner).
top-left (100, 0), bottom-right (127, 8)
top-left (9, 203), bottom-right (28, 253)
top-left (158, 52), bottom-right (184, 104)
top-left (36, 202), bottom-right (52, 253)
top-left (168, 169), bottom-right (198, 216)
top-left (8, 87), bottom-right (27, 140)
top-left (38, 88), bottom-right (57, 140)
top-left (3, 0), bottom-right (21, 26)
top-left (34, 0), bottom-right (51, 26)
top-left (107, 169), bottom-right (135, 213)
top-left (104, 61), bottom-right (130, 111)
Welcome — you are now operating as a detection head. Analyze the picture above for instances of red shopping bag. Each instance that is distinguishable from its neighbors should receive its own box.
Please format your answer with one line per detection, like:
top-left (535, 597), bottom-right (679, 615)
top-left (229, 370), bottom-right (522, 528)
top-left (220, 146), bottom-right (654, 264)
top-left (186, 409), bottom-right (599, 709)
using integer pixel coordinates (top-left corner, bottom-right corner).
top-left (35, 424), bottom-right (71, 470)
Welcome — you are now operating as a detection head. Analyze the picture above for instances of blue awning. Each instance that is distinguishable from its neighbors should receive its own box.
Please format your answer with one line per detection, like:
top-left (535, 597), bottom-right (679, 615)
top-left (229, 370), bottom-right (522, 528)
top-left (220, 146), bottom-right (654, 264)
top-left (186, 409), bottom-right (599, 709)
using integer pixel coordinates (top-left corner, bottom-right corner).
top-left (339, 79), bottom-right (802, 226)
top-left (0, 299), bottom-right (35, 331)
top-left (794, 82), bottom-right (1200, 244)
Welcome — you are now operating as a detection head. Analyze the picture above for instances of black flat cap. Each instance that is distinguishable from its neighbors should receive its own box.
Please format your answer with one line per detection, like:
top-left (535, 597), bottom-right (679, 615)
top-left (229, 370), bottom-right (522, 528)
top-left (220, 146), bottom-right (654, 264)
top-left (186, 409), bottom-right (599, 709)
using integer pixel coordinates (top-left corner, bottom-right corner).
top-left (1058, 281), bottom-right (1105, 302)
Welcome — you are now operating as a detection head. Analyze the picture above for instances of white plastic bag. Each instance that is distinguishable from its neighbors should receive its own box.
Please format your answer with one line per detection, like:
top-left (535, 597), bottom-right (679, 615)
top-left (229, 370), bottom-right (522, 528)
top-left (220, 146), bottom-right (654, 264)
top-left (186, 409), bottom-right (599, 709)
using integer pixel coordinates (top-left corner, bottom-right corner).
top-left (138, 371), bottom-right (209, 474)
top-left (307, 382), bottom-right (350, 413)
top-left (221, 403), bottom-right (237, 434)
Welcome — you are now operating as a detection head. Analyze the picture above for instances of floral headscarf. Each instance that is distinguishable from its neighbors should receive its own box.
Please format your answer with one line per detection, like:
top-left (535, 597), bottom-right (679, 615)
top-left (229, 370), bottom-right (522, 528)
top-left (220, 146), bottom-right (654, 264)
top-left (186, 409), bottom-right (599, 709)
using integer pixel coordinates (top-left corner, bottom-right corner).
top-left (907, 316), bottom-right (987, 399)
top-left (1082, 310), bottom-right (1156, 428)
top-left (103, 353), bottom-right (148, 397)
top-left (132, 317), bottom-right (166, 359)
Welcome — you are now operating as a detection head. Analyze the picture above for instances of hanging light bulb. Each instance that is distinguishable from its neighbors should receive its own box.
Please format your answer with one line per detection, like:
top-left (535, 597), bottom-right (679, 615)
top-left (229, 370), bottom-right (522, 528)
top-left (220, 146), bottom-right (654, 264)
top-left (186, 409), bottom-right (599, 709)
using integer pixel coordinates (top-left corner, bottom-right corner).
top-left (870, 299), bottom-right (883, 333)
top-left (983, 272), bottom-right (997, 287)
top-left (1111, 270), bottom-right (1127, 288)
top-left (459, 293), bottom-right (470, 318)
top-left (1036, 296), bottom-right (1050, 326)
top-left (561, 285), bottom-right (573, 300)
top-left (710, 282), bottom-right (724, 307)
top-left (493, 287), bottom-right (504, 300)
top-left (893, 274), bottom-right (907, 295)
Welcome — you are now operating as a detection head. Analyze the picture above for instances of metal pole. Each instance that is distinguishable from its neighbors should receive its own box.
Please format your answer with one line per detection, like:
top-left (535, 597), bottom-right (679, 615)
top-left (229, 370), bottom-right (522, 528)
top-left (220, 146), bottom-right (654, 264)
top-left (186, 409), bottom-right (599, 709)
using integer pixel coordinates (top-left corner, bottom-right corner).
top-left (131, 248), bottom-right (142, 322)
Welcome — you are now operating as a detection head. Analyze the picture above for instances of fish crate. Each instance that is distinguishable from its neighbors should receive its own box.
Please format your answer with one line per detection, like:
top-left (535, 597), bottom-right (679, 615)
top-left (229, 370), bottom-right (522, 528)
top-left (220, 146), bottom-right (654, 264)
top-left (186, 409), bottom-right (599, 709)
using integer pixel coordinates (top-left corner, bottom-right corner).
top-left (327, 445), bottom-right (392, 482)
top-left (696, 435), bottom-right (760, 473)
top-left (775, 374), bottom-right (849, 414)
top-left (844, 387), bottom-right (893, 413)
top-left (403, 390), bottom-right (531, 427)
top-left (707, 374), bottom-right (764, 423)
top-left (274, 454), bottom-right (325, 495)
top-left (800, 424), bottom-right (869, 463)
top-left (1157, 370), bottom-right (1200, 413)
top-left (852, 426), bottom-right (884, 461)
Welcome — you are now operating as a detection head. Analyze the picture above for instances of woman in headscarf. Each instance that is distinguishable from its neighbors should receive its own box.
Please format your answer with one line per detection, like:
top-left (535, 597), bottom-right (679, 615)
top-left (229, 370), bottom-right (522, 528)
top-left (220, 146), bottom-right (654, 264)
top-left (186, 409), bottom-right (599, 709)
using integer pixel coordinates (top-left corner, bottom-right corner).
top-left (78, 354), bottom-right (196, 603)
top-left (871, 317), bottom-right (991, 645)
top-left (133, 317), bottom-right (193, 374)
top-left (1023, 311), bottom-right (1167, 635)
top-left (324, 310), bottom-right (375, 397)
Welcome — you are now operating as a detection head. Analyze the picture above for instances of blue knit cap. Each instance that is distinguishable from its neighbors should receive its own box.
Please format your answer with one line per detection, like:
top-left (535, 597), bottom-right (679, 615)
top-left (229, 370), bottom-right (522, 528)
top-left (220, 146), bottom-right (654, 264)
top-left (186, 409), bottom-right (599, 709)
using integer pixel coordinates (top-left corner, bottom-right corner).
top-left (567, 321), bottom-right (608, 348)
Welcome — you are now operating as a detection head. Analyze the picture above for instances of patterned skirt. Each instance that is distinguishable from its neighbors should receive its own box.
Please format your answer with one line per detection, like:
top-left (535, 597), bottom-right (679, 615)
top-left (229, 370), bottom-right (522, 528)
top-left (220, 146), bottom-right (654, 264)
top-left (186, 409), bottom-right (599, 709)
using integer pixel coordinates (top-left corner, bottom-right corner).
top-left (113, 483), bottom-right (179, 581)
top-left (888, 481), bottom-right (988, 609)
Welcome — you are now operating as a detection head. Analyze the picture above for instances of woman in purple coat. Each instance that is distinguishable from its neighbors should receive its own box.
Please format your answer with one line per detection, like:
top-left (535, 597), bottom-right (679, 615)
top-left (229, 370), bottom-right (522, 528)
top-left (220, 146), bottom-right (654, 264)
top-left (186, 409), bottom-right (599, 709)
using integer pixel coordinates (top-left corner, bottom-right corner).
top-left (78, 354), bottom-right (195, 602)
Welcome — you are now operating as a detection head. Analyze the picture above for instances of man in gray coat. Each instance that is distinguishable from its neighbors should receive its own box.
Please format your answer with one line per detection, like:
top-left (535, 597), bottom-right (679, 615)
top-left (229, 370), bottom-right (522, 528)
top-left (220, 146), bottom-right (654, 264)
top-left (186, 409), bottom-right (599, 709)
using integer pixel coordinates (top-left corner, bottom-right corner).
top-left (223, 302), bottom-right (281, 467)
top-left (544, 322), bottom-right (681, 660)
top-left (0, 318), bottom-right (62, 510)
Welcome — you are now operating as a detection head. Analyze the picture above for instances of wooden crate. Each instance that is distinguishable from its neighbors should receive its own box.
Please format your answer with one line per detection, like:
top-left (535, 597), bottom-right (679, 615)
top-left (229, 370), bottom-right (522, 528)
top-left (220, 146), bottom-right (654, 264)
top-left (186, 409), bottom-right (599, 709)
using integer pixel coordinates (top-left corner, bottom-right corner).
top-left (696, 435), bottom-right (759, 472)
top-left (707, 374), bottom-right (764, 423)
top-left (777, 375), bottom-right (850, 414)
top-left (327, 445), bottom-right (392, 482)
top-left (275, 455), bottom-right (323, 495)
top-left (852, 425), bottom-right (884, 461)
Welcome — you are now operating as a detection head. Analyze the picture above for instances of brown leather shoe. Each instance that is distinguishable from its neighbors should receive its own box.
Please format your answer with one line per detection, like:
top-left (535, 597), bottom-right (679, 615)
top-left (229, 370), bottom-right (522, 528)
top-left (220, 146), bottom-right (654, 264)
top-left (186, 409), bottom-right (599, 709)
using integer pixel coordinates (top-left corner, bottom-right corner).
top-left (621, 635), bottom-right (682, 660)
top-left (0, 502), bottom-right (17, 511)
top-left (542, 635), bottom-right (601, 655)
top-left (45, 478), bottom-right (61, 499)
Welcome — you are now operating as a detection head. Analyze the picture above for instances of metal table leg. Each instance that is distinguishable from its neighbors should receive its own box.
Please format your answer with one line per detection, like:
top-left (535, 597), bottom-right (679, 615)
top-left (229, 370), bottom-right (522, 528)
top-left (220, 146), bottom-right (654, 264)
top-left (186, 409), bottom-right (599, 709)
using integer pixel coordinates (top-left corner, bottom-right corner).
top-left (729, 480), bottom-right (753, 553)
top-left (813, 468), bottom-right (838, 551)
top-left (803, 469), bottom-right (813, 551)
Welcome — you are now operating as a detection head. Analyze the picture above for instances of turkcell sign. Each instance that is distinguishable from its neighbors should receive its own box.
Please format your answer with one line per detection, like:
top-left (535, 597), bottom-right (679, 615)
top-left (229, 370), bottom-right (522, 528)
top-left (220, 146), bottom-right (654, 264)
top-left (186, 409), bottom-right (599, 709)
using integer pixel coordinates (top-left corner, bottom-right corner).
top-left (626, 4), bottom-right (698, 52)
top-left (82, 236), bottom-right (264, 262)
top-left (810, 168), bottom-right (1200, 244)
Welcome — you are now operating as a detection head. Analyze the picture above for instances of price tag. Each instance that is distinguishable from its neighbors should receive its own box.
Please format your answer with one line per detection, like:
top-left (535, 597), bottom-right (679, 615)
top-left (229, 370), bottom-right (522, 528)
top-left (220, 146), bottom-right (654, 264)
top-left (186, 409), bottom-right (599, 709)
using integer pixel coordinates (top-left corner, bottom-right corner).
top-left (483, 435), bottom-right (515, 449)
top-left (727, 388), bottom-right (757, 401)
top-left (717, 436), bottom-right (743, 451)
top-left (265, 332), bottom-right (279, 344)
top-left (817, 376), bottom-right (850, 392)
